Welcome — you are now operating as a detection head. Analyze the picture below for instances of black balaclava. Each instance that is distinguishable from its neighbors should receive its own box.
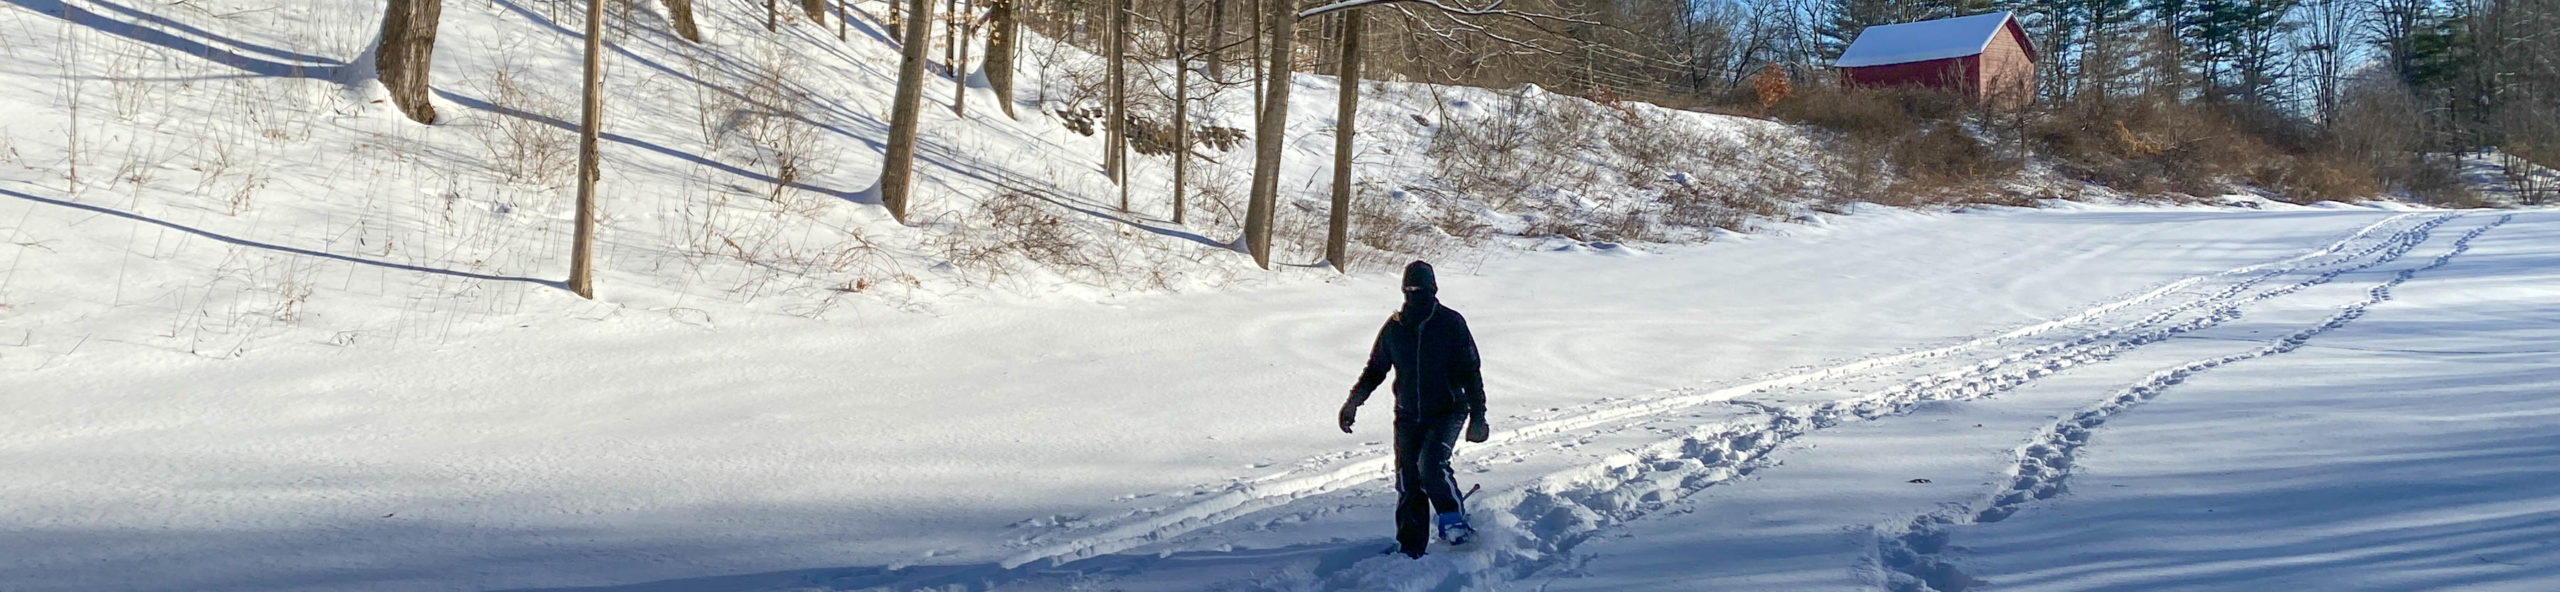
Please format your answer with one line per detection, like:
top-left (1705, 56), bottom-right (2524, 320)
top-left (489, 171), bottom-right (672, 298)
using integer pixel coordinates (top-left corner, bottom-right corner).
top-left (1401, 260), bottom-right (1438, 325)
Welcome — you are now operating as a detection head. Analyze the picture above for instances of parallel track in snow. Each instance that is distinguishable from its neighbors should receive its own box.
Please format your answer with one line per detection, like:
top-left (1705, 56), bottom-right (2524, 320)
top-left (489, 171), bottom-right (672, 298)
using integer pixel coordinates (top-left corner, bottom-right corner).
top-left (1212, 212), bottom-right (2469, 590)
top-left (1875, 213), bottom-right (2511, 592)
top-left (994, 213), bottom-right (2449, 577)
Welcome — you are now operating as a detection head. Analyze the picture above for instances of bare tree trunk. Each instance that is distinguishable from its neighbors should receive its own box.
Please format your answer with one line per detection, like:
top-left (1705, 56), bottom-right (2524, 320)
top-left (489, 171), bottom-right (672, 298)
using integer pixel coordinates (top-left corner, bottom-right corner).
top-left (1173, 0), bottom-right (1191, 224)
top-left (377, 0), bottom-right (441, 125)
top-left (1326, 9), bottom-right (1360, 272)
top-left (1106, 0), bottom-right (1129, 192)
top-left (802, 0), bottom-right (826, 25)
top-left (945, 0), bottom-right (958, 78)
top-left (889, 0), bottom-right (903, 39)
top-left (881, 0), bottom-right (937, 224)
top-left (662, 0), bottom-right (702, 43)
top-left (1251, 0), bottom-right (1265, 115)
top-left (570, 0), bottom-right (606, 299)
top-left (766, 0), bottom-right (777, 32)
top-left (953, 0), bottom-right (970, 117)
top-left (1206, 0), bottom-right (1227, 81)
top-left (1243, 0), bottom-right (1294, 267)
top-left (985, 0), bottom-right (1019, 118)
top-left (837, 0), bottom-right (849, 40)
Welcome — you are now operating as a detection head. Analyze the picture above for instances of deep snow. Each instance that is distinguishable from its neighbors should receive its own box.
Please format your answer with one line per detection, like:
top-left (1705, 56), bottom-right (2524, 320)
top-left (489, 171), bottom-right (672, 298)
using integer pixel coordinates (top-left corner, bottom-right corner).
top-left (6, 1), bottom-right (2559, 592)
top-left (23, 207), bottom-right (2560, 592)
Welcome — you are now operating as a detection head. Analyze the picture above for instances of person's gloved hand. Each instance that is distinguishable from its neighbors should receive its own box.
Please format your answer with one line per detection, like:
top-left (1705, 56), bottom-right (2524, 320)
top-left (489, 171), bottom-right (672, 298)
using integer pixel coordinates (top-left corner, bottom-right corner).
top-left (1339, 399), bottom-right (1360, 433)
top-left (1465, 413), bottom-right (1490, 443)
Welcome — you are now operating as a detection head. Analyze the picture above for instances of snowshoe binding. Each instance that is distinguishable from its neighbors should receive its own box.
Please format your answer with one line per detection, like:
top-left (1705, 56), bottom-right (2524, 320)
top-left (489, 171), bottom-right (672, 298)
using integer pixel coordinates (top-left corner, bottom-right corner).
top-left (1436, 512), bottom-right (1477, 546)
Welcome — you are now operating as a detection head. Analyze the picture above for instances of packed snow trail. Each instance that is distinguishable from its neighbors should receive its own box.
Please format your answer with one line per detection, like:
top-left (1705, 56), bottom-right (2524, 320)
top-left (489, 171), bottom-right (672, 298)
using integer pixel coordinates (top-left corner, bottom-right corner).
top-left (1940, 214), bottom-right (2560, 592)
top-left (4, 207), bottom-right (2423, 592)
top-left (995, 213), bottom-right (2444, 570)
top-left (986, 213), bottom-right (2483, 592)
top-left (1515, 213), bottom-right (2543, 592)
top-left (1881, 214), bottom-right (2511, 590)
top-left (728, 210), bottom-right (2480, 592)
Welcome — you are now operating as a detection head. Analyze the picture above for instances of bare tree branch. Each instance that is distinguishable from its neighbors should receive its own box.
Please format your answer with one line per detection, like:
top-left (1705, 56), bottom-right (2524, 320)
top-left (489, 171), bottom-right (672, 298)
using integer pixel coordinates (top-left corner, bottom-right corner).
top-left (1298, 0), bottom-right (1593, 28)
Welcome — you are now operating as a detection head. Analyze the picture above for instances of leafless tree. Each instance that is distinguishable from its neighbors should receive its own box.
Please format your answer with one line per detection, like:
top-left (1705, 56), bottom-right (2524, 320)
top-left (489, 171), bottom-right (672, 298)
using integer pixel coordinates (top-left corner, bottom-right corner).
top-left (1173, 0), bottom-right (1196, 223)
top-left (1238, 0), bottom-right (1592, 269)
top-left (1326, 9), bottom-right (1363, 271)
top-left (2293, 0), bottom-right (2361, 127)
top-left (571, 0), bottom-right (607, 299)
top-left (882, 0), bottom-right (939, 224)
top-left (664, 0), bottom-right (703, 43)
top-left (1107, 0), bottom-right (1132, 199)
top-left (954, 0), bottom-right (973, 117)
top-left (986, 0), bottom-right (1021, 118)
top-left (378, 0), bottom-right (441, 124)
top-left (1239, 0), bottom-right (1297, 267)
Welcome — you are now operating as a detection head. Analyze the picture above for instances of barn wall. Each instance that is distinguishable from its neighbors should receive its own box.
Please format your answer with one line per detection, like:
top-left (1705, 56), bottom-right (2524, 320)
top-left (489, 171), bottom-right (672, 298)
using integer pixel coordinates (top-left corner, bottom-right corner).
top-left (1842, 57), bottom-right (1974, 95)
top-left (1978, 25), bottom-right (2036, 110)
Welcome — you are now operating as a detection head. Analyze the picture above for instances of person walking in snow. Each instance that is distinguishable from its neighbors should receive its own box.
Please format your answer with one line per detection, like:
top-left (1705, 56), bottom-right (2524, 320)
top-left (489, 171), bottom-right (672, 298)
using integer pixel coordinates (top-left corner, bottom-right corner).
top-left (1340, 260), bottom-right (1491, 558)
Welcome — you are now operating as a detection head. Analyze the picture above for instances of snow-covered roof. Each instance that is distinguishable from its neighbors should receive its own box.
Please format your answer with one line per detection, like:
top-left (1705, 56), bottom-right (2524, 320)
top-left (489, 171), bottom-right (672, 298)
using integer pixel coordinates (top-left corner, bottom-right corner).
top-left (1834, 12), bottom-right (2020, 68)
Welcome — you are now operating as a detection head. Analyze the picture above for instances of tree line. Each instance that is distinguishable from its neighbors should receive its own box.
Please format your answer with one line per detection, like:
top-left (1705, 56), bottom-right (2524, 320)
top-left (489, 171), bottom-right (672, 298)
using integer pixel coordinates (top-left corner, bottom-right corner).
top-left (369, 0), bottom-right (2550, 296)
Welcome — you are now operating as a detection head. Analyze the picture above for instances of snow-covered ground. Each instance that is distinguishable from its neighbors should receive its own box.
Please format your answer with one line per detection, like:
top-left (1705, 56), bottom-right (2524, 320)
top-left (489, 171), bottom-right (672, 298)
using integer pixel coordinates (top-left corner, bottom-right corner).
top-left (8, 2), bottom-right (2559, 592)
top-left (15, 206), bottom-right (2560, 592)
top-left (2464, 151), bottom-right (2559, 206)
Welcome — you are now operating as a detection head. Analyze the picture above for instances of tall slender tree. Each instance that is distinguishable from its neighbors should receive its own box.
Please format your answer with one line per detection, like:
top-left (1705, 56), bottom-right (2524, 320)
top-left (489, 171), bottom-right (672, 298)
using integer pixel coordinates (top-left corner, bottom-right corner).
top-left (1326, 9), bottom-right (1364, 272)
top-left (955, 0), bottom-right (972, 117)
top-left (1173, 0), bottom-right (1194, 223)
top-left (1208, 0), bottom-right (1230, 81)
top-left (881, 0), bottom-right (939, 224)
top-left (986, 0), bottom-right (1021, 118)
top-left (1106, 0), bottom-right (1132, 193)
top-left (1241, 0), bottom-right (1295, 267)
top-left (570, 0), bottom-right (606, 299)
top-left (2292, 0), bottom-right (2358, 124)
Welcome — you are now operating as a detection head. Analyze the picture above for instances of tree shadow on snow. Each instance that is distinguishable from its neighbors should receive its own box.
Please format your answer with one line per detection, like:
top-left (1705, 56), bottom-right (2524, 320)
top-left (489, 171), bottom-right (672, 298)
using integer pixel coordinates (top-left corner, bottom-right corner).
top-left (3, 0), bottom-right (348, 80)
top-left (0, 187), bottom-right (559, 288)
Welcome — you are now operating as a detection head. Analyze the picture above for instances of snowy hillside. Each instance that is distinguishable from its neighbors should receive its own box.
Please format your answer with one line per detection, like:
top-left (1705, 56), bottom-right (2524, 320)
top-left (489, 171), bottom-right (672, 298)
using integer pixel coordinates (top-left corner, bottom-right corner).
top-left (6, 2), bottom-right (2558, 592)
top-left (0, 0), bottom-right (1827, 366)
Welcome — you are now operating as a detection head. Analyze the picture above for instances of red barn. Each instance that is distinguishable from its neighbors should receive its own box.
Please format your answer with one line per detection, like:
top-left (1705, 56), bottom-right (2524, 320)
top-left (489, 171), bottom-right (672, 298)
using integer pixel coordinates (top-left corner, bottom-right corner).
top-left (1834, 12), bottom-right (2037, 109)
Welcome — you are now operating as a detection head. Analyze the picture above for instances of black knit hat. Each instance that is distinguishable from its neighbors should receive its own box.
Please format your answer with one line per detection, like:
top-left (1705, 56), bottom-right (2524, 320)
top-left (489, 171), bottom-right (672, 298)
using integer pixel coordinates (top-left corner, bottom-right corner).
top-left (1402, 260), bottom-right (1437, 298)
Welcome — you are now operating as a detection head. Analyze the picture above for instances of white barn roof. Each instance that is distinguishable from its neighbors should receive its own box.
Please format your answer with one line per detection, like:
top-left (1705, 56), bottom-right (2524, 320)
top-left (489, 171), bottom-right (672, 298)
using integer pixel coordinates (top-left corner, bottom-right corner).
top-left (1833, 12), bottom-right (2018, 68)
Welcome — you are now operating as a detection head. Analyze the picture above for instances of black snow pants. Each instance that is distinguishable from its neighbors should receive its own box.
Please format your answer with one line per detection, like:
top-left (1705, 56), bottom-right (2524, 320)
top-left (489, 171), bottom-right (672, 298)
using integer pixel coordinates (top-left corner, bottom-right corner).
top-left (1393, 412), bottom-right (1468, 555)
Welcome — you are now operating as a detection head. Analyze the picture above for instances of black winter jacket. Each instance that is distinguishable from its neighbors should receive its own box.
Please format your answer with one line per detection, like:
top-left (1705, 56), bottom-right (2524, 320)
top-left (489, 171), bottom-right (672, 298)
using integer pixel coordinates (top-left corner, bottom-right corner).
top-left (1349, 304), bottom-right (1487, 420)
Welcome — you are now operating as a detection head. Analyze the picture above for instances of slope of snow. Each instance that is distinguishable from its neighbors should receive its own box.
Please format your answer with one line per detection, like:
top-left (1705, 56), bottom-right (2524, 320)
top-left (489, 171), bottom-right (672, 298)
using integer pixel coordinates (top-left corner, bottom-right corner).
top-left (0, 0), bottom-right (1824, 368)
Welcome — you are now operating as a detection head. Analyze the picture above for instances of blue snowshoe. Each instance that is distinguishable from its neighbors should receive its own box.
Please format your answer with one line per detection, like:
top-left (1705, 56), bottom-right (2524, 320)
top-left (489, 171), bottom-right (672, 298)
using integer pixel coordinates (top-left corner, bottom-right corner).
top-left (1437, 512), bottom-right (1477, 546)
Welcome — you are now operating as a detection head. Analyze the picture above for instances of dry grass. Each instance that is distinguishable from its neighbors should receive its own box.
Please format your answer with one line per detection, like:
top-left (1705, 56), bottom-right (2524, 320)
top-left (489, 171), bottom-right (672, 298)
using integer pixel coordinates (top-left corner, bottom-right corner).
top-left (469, 65), bottom-right (577, 190)
top-left (930, 189), bottom-right (1105, 283)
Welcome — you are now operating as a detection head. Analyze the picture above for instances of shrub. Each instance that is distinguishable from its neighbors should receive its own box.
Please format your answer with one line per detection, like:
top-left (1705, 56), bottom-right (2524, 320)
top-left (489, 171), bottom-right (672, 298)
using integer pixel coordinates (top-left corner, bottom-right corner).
top-left (2254, 154), bottom-right (2382, 204)
top-left (931, 190), bottom-right (1101, 282)
top-left (470, 65), bottom-right (576, 190)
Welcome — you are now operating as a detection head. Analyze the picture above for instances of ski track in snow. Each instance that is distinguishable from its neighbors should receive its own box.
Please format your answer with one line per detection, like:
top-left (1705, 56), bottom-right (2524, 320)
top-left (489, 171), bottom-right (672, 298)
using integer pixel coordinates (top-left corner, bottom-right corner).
top-left (978, 212), bottom-right (2461, 587)
top-left (1874, 213), bottom-right (2512, 592)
